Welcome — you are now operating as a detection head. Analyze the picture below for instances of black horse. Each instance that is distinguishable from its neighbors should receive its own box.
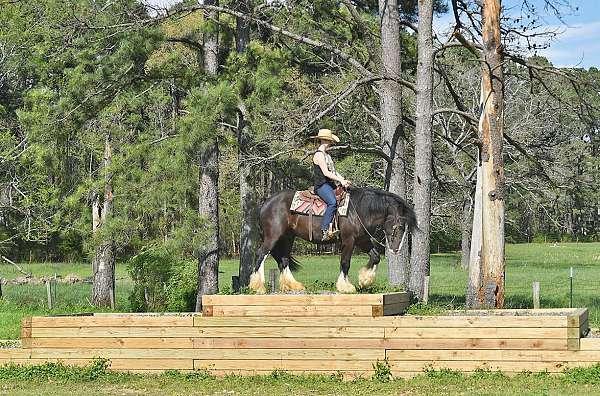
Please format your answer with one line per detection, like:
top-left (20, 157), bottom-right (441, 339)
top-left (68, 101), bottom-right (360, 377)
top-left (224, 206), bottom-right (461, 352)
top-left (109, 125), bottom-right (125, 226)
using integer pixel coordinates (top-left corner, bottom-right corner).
top-left (249, 187), bottom-right (417, 293)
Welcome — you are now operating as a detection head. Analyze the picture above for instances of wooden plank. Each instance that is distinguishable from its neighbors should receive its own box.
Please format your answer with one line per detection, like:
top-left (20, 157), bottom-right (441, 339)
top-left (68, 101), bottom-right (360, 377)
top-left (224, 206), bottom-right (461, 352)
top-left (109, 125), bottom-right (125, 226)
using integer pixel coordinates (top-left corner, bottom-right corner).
top-left (580, 338), bottom-right (600, 351)
top-left (383, 293), bottom-right (411, 305)
top-left (191, 337), bottom-right (387, 349)
top-left (567, 308), bottom-right (588, 328)
top-left (189, 337), bottom-right (569, 350)
top-left (383, 302), bottom-right (410, 316)
top-left (30, 337), bottom-right (195, 349)
top-left (201, 294), bottom-right (390, 306)
top-left (384, 315), bottom-right (569, 328)
top-left (202, 306), bottom-right (213, 317)
top-left (30, 348), bottom-right (384, 360)
top-left (109, 359), bottom-right (194, 370)
top-left (21, 317), bottom-right (32, 339)
top-left (194, 316), bottom-right (386, 327)
top-left (0, 349), bottom-right (31, 359)
top-left (383, 338), bottom-right (569, 351)
top-left (31, 316), bottom-right (194, 328)
top-left (568, 327), bottom-right (582, 338)
top-left (193, 359), bottom-right (376, 371)
top-left (384, 327), bottom-right (568, 339)
top-left (32, 326), bottom-right (382, 338)
top-left (386, 349), bottom-right (600, 362)
top-left (371, 306), bottom-right (383, 317)
top-left (209, 305), bottom-right (374, 317)
top-left (568, 338), bottom-right (580, 351)
top-left (388, 360), bottom-right (585, 373)
top-left (192, 315), bottom-right (570, 328)
top-left (31, 327), bottom-right (202, 338)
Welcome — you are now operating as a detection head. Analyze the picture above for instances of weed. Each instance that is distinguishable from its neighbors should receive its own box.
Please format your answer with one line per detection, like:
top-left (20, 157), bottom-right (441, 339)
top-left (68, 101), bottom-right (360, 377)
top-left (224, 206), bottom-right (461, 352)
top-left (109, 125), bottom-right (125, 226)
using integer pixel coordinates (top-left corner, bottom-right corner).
top-left (372, 359), bottom-right (392, 382)
top-left (563, 363), bottom-right (600, 384)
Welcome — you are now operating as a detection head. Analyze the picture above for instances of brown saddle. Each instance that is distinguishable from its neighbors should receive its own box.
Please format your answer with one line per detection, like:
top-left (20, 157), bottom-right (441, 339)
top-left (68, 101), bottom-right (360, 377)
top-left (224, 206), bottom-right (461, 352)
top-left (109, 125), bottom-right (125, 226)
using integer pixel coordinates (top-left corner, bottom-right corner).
top-left (295, 186), bottom-right (347, 215)
top-left (290, 186), bottom-right (348, 242)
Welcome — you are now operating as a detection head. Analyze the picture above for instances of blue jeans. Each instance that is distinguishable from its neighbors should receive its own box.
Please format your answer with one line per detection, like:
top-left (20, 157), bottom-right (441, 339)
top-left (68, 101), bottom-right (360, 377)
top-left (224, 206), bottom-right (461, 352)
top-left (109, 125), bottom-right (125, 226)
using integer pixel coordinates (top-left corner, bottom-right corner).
top-left (316, 183), bottom-right (337, 232)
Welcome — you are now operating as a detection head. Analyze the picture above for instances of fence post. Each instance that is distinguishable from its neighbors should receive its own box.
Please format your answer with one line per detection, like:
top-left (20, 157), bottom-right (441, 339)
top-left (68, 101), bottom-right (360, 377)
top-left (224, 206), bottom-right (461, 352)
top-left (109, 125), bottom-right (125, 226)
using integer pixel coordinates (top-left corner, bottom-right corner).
top-left (532, 281), bottom-right (540, 309)
top-left (269, 269), bottom-right (277, 293)
top-left (54, 273), bottom-right (58, 303)
top-left (569, 267), bottom-right (573, 308)
top-left (423, 276), bottom-right (430, 305)
top-left (232, 276), bottom-right (240, 293)
top-left (46, 280), bottom-right (54, 310)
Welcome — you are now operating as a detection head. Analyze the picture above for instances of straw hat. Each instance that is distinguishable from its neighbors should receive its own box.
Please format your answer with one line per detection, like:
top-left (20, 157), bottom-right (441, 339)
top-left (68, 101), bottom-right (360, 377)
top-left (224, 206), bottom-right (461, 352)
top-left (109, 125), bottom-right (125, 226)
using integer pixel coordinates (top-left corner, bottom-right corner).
top-left (312, 128), bottom-right (340, 143)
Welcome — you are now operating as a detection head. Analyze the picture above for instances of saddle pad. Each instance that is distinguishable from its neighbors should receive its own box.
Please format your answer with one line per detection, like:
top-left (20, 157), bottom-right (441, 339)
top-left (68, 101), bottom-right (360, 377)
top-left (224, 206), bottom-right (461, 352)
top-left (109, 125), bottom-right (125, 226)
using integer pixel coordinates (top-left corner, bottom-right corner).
top-left (290, 191), bottom-right (350, 216)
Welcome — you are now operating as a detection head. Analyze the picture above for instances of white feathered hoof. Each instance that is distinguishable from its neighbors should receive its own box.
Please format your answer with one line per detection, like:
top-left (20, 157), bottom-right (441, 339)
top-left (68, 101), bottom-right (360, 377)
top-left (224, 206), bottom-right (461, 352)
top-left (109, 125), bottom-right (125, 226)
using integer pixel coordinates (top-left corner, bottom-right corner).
top-left (279, 267), bottom-right (305, 292)
top-left (249, 271), bottom-right (267, 294)
top-left (336, 272), bottom-right (357, 294)
top-left (358, 266), bottom-right (377, 289)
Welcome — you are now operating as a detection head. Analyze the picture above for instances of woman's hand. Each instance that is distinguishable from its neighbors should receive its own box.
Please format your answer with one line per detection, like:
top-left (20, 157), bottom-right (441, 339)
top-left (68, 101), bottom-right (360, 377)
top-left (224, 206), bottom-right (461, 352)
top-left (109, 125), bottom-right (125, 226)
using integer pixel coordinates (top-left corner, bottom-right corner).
top-left (341, 179), bottom-right (352, 188)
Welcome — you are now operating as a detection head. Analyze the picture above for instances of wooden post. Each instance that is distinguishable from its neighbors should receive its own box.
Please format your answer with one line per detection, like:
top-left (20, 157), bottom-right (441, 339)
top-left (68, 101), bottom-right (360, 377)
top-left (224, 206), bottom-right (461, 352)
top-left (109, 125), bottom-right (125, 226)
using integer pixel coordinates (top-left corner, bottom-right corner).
top-left (0, 278), bottom-right (3, 299)
top-left (533, 281), bottom-right (540, 309)
top-left (232, 276), bottom-right (240, 293)
top-left (269, 269), bottom-right (277, 293)
top-left (46, 280), bottom-right (53, 310)
top-left (54, 273), bottom-right (57, 303)
top-left (423, 276), bottom-right (430, 305)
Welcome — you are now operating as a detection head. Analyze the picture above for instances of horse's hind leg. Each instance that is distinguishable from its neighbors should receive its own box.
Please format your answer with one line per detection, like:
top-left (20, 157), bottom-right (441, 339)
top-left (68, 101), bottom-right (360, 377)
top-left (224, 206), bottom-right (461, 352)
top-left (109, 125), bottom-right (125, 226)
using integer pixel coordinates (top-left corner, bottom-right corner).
top-left (356, 239), bottom-right (381, 289)
top-left (272, 235), bottom-right (304, 292)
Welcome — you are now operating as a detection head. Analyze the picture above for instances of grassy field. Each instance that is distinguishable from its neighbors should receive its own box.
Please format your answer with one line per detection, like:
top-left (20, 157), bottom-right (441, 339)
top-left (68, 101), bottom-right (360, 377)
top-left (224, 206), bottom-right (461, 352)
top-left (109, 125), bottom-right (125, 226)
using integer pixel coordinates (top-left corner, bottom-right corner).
top-left (2, 360), bottom-right (600, 395)
top-left (1, 242), bottom-right (599, 339)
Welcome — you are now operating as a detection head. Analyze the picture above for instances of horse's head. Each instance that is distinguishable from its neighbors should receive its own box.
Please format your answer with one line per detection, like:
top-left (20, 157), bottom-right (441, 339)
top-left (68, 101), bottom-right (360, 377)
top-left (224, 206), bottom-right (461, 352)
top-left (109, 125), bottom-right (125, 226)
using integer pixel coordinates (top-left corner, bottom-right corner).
top-left (384, 213), bottom-right (408, 254)
top-left (383, 196), bottom-right (416, 254)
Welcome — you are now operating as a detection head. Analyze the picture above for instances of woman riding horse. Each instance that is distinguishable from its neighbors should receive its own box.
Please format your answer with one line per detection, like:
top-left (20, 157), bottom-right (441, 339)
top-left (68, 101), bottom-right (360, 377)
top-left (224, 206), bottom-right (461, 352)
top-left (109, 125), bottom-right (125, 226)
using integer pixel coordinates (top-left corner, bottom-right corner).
top-left (248, 133), bottom-right (417, 293)
top-left (312, 128), bottom-right (351, 241)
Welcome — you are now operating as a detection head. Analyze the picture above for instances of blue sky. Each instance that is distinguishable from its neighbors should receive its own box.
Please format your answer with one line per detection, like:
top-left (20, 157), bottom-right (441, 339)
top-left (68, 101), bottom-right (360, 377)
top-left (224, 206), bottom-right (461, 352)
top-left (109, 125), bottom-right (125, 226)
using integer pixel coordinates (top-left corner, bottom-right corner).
top-left (437, 0), bottom-right (600, 68)
top-left (146, 0), bottom-right (600, 68)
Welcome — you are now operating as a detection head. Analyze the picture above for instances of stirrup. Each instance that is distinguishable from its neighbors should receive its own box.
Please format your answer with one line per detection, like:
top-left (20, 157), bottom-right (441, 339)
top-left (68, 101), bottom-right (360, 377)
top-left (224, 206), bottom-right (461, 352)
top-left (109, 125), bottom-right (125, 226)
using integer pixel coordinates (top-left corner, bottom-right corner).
top-left (322, 229), bottom-right (340, 241)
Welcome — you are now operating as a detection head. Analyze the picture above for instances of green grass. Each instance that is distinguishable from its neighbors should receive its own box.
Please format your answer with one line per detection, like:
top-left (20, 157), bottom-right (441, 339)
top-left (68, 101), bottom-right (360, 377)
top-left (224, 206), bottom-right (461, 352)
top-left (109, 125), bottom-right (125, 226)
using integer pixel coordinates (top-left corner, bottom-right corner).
top-left (2, 360), bottom-right (600, 395)
top-left (1, 242), bottom-right (600, 339)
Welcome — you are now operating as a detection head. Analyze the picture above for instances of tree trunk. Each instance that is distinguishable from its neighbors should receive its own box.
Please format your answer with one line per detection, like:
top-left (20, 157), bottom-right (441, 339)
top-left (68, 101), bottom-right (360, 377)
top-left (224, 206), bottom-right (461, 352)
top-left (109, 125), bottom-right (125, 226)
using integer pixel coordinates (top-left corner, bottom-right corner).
top-left (196, 0), bottom-right (220, 311)
top-left (378, 0), bottom-right (408, 287)
top-left (460, 193), bottom-right (473, 270)
top-left (468, 0), bottom-right (506, 308)
top-left (408, 0), bottom-right (434, 300)
top-left (467, 160), bottom-right (483, 307)
top-left (236, 1), bottom-right (260, 288)
top-left (92, 133), bottom-right (115, 308)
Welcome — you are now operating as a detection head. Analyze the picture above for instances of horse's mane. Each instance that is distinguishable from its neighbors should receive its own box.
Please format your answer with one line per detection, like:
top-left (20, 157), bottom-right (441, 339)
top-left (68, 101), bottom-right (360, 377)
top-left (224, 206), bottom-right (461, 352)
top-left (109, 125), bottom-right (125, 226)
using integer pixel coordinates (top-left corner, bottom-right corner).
top-left (350, 187), bottom-right (417, 230)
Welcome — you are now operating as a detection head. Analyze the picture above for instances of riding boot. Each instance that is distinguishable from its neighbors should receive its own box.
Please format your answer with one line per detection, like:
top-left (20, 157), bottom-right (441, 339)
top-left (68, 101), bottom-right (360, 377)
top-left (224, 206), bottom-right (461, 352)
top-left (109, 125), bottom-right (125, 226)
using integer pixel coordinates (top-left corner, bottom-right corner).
top-left (321, 228), bottom-right (340, 242)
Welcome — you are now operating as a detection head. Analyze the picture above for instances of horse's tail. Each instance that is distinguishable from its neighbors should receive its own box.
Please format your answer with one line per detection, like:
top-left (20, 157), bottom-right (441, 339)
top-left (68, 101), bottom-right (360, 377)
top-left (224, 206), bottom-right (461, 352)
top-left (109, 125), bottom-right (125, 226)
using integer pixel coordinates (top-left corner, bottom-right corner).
top-left (288, 255), bottom-right (302, 272)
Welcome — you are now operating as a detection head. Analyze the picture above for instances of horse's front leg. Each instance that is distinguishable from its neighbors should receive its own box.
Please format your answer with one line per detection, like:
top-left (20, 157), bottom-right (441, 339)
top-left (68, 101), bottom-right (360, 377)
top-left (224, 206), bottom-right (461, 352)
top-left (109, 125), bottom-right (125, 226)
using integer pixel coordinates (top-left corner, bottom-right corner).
top-left (336, 237), bottom-right (356, 293)
top-left (358, 247), bottom-right (381, 289)
top-left (249, 245), bottom-right (269, 294)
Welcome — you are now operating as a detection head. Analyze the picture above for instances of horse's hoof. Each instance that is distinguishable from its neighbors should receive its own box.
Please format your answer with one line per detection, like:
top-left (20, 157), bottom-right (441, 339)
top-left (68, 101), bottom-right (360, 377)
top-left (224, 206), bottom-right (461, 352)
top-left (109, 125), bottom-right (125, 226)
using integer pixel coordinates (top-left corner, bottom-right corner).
top-left (280, 281), bottom-right (305, 293)
top-left (249, 272), bottom-right (266, 294)
top-left (336, 274), bottom-right (357, 294)
top-left (358, 266), bottom-right (377, 289)
top-left (279, 267), bottom-right (305, 293)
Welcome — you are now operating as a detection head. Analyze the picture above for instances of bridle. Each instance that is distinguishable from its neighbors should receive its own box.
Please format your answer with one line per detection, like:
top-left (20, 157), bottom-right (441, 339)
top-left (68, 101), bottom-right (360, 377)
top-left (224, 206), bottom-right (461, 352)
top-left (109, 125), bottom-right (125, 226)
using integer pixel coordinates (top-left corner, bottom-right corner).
top-left (349, 198), bottom-right (408, 253)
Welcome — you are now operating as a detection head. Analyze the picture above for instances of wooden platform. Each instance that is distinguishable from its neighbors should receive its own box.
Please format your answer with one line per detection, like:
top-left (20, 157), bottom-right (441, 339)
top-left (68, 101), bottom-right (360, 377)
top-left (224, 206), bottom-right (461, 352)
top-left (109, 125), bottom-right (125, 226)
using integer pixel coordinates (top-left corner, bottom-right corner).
top-left (202, 292), bottom-right (410, 317)
top-left (1, 294), bottom-right (598, 379)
